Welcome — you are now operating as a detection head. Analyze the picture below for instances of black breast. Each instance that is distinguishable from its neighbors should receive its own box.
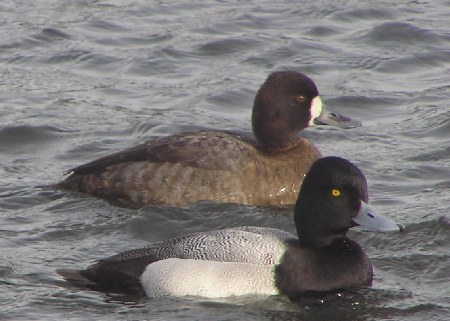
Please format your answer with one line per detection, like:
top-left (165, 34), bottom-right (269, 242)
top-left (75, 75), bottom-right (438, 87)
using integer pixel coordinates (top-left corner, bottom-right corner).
top-left (275, 239), bottom-right (373, 299)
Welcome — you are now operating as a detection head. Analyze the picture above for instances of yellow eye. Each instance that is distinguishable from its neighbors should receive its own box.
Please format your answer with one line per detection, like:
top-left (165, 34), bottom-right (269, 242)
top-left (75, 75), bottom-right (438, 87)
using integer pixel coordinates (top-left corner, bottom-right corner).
top-left (331, 189), bottom-right (341, 197)
top-left (296, 95), bottom-right (306, 103)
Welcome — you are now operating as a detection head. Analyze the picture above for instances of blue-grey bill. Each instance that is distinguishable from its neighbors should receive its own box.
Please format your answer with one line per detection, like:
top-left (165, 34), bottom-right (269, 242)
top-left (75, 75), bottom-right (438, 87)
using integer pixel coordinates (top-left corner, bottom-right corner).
top-left (352, 201), bottom-right (404, 232)
top-left (314, 106), bottom-right (362, 129)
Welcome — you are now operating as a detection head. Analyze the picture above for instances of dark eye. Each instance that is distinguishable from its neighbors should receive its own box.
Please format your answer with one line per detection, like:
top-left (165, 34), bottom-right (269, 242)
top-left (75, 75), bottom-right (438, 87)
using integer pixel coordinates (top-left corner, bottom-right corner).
top-left (296, 95), bottom-right (306, 103)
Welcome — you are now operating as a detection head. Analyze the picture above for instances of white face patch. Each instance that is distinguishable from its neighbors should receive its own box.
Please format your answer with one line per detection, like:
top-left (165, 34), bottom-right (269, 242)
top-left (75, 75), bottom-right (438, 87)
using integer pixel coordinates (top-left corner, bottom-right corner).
top-left (308, 96), bottom-right (323, 126)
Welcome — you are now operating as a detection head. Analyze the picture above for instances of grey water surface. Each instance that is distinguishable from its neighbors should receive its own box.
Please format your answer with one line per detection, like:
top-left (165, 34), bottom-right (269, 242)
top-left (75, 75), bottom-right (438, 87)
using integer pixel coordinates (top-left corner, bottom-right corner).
top-left (1, 1), bottom-right (449, 320)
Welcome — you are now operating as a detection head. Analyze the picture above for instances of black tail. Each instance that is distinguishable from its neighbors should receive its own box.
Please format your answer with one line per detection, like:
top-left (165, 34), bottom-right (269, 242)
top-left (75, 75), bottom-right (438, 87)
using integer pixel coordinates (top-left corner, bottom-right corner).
top-left (57, 269), bottom-right (97, 288)
top-left (57, 266), bottom-right (146, 297)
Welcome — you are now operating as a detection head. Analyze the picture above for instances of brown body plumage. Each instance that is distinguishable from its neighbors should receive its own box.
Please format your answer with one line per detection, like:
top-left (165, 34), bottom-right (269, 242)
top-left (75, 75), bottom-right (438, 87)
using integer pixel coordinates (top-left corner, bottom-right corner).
top-left (56, 71), bottom-right (359, 208)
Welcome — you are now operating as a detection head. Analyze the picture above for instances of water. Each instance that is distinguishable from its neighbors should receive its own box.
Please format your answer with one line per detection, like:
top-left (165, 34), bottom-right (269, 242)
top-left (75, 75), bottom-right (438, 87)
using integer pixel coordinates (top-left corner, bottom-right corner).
top-left (1, 0), bottom-right (449, 320)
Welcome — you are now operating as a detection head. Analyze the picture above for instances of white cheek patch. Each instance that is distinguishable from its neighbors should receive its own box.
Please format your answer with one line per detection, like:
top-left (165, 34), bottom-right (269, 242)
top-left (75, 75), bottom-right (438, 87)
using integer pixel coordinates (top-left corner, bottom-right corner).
top-left (140, 258), bottom-right (278, 298)
top-left (308, 96), bottom-right (323, 126)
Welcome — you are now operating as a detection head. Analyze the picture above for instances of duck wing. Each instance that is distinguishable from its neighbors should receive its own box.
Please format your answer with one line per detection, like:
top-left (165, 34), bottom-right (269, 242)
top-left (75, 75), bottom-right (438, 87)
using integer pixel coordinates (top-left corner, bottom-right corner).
top-left (68, 130), bottom-right (256, 175)
top-left (58, 227), bottom-right (296, 296)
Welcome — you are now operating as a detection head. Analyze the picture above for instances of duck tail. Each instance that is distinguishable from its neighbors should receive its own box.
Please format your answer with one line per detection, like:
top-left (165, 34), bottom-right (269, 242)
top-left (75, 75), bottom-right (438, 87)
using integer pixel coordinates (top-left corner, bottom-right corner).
top-left (57, 269), bottom-right (94, 288)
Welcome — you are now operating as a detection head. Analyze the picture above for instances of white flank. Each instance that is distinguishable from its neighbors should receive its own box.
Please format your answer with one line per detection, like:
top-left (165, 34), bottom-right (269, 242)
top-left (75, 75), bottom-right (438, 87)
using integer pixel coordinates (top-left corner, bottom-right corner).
top-left (140, 258), bottom-right (278, 298)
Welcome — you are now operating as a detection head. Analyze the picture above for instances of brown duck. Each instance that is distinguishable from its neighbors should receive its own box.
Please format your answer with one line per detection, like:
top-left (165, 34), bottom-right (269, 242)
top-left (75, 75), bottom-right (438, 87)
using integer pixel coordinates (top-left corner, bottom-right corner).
top-left (55, 71), bottom-right (361, 208)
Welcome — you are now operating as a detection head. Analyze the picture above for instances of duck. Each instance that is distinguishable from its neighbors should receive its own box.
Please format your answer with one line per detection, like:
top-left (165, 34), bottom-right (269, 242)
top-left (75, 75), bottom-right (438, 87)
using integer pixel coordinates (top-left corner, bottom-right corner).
top-left (55, 71), bottom-right (361, 208)
top-left (57, 156), bottom-right (403, 299)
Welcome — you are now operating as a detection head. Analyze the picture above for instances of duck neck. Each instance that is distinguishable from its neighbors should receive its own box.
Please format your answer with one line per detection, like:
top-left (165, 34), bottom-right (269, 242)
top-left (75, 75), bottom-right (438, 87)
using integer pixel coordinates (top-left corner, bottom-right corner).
top-left (296, 227), bottom-right (349, 248)
top-left (294, 201), bottom-right (350, 248)
top-left (259, 137), bottom-right (304, 153)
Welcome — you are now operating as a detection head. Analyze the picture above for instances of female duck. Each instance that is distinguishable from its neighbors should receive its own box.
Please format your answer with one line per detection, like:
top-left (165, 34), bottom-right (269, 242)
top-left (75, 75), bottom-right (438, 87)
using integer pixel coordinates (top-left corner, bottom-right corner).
top-left (56, 71), bottom-right (361, 208)
top-left (58, 156), bottom-right (403, 299)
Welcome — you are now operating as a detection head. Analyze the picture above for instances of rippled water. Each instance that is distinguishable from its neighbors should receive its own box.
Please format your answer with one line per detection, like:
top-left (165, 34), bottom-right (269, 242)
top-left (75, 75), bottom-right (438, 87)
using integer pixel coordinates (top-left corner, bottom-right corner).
top-left (1, 1), bottom-right (449, 320)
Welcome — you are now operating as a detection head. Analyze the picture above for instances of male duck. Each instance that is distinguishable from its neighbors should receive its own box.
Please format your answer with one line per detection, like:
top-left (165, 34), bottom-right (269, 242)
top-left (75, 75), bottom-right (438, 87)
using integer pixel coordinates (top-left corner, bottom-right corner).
top-left (58, 156), bottom-right (403, 299)
top-left (56, 71), bottom-right (361, 208)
